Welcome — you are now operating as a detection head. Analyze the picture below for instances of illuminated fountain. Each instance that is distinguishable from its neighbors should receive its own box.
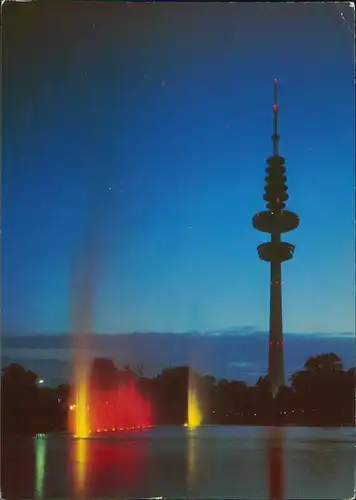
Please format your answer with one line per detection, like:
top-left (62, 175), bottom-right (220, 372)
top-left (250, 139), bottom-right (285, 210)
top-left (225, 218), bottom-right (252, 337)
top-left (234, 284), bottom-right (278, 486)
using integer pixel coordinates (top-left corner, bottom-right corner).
top-left (186, 389), bottom-right (202, 428)
top-left (185, 372), bottom-right (202, 428)
top-left (90, 381), bottom-right (152, 433)
top-left (70, 301), bottom-right (91, 438)
top-left (69, 359), bottom-right (152, 435)
top-left (70, 234), bottom-right (152, 437)
top-left (73, 338), bottom-right (91, 438)
top-left (70, 245), bottom-right (95, 438)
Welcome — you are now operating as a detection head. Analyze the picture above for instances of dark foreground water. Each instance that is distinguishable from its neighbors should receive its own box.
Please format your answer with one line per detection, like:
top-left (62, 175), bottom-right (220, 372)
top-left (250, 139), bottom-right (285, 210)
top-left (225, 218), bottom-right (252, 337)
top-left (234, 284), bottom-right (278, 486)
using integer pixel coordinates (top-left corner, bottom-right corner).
top-left (2, 426), bottom-right (355, 499)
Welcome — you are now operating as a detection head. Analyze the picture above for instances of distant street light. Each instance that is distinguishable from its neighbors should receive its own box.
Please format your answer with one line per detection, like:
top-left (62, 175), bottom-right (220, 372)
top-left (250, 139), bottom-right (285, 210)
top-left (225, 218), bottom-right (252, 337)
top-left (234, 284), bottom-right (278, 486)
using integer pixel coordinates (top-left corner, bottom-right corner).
top-left (38, 379), bottom-right (44, 385)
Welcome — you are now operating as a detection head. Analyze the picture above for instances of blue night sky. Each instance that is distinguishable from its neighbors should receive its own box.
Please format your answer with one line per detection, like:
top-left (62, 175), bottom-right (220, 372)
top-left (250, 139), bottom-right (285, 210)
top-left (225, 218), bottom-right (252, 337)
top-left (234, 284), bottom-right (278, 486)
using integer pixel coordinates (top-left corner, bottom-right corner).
top-left (2, 2), bottom-right (354, 380)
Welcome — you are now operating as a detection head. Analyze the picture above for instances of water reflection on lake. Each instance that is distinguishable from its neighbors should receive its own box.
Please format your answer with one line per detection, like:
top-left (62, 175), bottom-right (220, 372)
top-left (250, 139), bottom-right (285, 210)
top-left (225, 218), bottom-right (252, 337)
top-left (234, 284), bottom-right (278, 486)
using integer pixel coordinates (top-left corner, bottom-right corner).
top-left (2, 426), bottom-right (355, 499)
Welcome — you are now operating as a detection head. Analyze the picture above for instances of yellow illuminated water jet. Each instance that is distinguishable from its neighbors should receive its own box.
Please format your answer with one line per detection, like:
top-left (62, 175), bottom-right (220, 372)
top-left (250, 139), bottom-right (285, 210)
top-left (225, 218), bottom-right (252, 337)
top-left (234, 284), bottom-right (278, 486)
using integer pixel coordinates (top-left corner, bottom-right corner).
top-left (71, 332), bottom-right (91, 438)
top-left (185, 388), bottom-right (202, 428)
top-left (71, 241), bottom-right (95, 439)
top-left (74, 365), bottom-right (90, 438)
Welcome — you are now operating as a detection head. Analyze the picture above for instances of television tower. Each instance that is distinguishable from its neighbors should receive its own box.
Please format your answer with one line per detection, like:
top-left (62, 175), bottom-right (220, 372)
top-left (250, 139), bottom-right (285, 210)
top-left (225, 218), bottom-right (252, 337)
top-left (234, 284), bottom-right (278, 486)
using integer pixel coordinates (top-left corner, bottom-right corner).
top-left (252, 80), bottom-right (299, 398)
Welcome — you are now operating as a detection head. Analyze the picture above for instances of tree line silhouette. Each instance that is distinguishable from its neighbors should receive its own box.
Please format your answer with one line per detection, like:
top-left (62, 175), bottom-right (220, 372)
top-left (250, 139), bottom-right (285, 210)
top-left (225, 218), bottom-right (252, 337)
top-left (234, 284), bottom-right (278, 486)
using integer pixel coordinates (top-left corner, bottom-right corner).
top-left (1, 352), bottom-right (354, 436)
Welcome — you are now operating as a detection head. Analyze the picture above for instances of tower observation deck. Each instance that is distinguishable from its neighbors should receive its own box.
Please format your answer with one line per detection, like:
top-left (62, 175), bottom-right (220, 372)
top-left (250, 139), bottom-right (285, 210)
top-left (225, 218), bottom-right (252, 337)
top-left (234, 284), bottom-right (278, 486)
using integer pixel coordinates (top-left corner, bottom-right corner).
top-left (252, 80), bottom-right (299, 398)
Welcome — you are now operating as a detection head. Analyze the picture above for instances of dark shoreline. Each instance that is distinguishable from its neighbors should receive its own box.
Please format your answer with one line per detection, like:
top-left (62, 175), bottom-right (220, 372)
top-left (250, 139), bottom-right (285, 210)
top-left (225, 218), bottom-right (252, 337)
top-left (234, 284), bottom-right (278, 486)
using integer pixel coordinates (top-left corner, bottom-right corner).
top-left (2, 423), bottom-right (355, 440)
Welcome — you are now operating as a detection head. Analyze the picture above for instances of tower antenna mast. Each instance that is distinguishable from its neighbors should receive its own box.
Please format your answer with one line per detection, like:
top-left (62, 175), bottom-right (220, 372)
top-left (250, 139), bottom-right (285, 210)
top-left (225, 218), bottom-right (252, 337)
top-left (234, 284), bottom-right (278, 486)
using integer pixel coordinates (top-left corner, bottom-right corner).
top-left (273, 78), bottom-right (279, 156)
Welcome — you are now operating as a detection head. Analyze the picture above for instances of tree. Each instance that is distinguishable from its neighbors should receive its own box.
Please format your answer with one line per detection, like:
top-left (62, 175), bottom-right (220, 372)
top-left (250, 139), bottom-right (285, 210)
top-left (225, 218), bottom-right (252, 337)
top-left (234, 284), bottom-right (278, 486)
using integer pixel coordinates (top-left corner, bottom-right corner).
top-left (2, 363), bottom-right (38, 388)
top-left (304, 353), bottom-right (343, 372)
top-left (1, 364), bottom-right (39, 435)
top-left (256, 375), bottom-right (271, 392)
top-left (291, 353), bottom-right (350, 425)
top-left (155, 366), bottom-right (190, 424)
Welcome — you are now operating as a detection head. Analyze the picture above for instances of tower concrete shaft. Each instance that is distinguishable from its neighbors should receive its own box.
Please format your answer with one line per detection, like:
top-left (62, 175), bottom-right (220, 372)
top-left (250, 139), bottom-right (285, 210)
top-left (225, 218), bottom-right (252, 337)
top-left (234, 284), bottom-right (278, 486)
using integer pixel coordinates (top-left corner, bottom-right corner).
top-left (252, 80), bottom-right (299, 398)
top-left (269, 236), bottom-right (284, 397)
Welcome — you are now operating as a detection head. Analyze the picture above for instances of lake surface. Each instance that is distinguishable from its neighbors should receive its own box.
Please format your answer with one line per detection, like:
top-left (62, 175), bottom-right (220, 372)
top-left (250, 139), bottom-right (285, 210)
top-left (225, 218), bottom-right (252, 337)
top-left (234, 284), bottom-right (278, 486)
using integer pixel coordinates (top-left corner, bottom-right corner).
top-left (2, 426), bottom-right (355, 499)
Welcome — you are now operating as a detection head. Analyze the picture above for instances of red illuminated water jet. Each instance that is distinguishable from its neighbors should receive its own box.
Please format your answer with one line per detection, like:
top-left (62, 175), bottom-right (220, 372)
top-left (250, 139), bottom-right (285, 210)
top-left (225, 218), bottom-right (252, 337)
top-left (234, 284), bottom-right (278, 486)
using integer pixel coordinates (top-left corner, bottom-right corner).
top-left (69, 358), bottom-right (153, 435)
top-left (90, 382), bottom-right (152, 433)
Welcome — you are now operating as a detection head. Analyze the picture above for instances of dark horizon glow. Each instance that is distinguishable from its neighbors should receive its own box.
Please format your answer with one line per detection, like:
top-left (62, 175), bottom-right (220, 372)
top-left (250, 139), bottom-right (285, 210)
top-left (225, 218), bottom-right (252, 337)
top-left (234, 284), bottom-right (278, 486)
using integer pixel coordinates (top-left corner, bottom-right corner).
top-left (3, 3), bottom-right (354, 336)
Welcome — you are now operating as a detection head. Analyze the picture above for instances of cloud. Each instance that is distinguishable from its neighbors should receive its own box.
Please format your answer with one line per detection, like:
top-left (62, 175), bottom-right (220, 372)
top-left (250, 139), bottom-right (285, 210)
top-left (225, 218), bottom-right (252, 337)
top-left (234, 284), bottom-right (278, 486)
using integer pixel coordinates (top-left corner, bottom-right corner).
top-left (2, 329), bottom-right (354, 386)
top-left (202, 326), bottom-right (260, 337)
top-left (227, 361), bottom-right (255, 368)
